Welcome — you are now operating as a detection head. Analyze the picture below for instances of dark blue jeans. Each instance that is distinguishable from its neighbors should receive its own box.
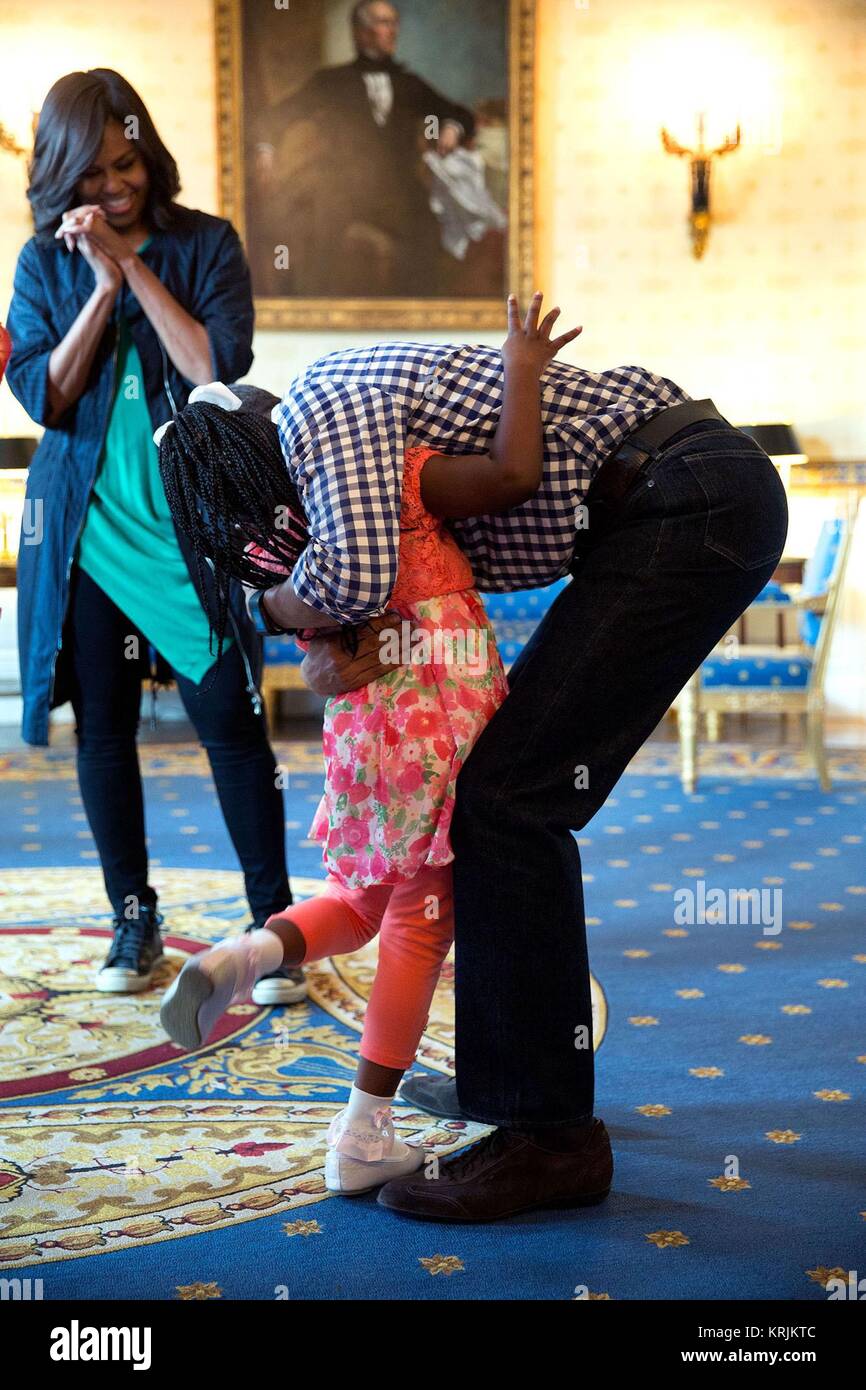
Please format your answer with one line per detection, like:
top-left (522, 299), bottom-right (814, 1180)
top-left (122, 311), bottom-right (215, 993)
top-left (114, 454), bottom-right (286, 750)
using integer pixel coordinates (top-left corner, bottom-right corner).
top-left (451, 420), bottom-right (789, 1128)
top-left (67, 565), bottom-right (291, 925)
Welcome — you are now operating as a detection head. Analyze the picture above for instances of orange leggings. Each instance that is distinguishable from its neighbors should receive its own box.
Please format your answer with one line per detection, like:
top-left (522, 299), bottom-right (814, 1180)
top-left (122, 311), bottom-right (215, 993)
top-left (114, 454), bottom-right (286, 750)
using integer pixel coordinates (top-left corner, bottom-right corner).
top-left (265, 863), bottom-right (454, 1071)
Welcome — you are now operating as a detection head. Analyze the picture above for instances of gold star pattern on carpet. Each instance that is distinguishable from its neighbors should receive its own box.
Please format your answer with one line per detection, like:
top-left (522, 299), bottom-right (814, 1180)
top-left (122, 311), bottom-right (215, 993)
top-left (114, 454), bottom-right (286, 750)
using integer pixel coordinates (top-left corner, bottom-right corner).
top-left (283, 1219), bottom-right (322, 1237)
top-left (419, 1254), bottom-right (464, 1276)
top-left (646, 1230), bottom-right (690, 1248)
top-left (806, 1266), bottom-right (847, 1289)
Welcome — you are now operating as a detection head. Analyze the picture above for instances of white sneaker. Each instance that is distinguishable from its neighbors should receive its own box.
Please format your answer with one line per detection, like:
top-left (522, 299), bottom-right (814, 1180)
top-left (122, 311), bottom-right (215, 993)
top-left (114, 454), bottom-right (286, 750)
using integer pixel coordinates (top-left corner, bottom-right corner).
top-left (325, 1143), bottom-right (425, 1196)
top-left (251, 967), bottom-right (308, 1006)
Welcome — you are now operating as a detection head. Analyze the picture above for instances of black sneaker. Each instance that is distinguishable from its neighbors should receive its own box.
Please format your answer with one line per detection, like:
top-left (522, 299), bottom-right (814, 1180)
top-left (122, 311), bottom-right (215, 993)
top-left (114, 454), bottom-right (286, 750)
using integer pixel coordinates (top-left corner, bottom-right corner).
top-left (398, 1072), bottom-right (465, 1119)
top-left (96, 906), bottom-right (166, 994)
top-left (245, 923), bottom-right (308, 1005)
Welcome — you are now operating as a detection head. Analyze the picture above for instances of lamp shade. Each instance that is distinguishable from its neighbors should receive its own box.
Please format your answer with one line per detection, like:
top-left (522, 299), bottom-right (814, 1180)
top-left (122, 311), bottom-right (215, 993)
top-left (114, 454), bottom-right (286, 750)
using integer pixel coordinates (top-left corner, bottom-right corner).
top-left (739, 423), bottom-right (806, 461)
top-left (0, 437), bottom-right (37, 470)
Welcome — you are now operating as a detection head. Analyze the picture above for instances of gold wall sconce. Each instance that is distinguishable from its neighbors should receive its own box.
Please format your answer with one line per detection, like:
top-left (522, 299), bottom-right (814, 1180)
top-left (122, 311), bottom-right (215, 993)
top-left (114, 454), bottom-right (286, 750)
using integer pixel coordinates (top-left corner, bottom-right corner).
top-left (661, 114), bottom-right (741, 259)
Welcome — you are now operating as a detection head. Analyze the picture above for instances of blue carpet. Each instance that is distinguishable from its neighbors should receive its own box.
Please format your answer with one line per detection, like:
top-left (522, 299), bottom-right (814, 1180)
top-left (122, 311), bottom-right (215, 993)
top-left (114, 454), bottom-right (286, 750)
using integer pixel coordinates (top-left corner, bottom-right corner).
top-left (1, 742), bottom-right (864, 1300)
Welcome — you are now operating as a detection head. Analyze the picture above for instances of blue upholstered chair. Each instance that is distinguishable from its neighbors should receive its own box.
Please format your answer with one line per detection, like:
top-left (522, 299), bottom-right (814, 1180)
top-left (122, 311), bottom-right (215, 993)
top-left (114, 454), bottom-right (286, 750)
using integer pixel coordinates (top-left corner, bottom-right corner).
top-left (480, 577), bottom-right (570, 666)
top-left (677, 515), bottom-right (855, 792)
top-left (260, 633), bottom-right (307, 728)
top-left (259, 578), bottom-right (571, 727)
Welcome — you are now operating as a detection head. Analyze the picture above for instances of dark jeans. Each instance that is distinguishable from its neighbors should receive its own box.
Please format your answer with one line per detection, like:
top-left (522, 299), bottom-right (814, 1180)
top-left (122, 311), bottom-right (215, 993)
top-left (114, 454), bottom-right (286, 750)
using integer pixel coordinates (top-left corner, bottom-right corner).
top-left (66, 565), bottom-right (291, 925)
top-left (451, 420), bottom-right (789, 1128)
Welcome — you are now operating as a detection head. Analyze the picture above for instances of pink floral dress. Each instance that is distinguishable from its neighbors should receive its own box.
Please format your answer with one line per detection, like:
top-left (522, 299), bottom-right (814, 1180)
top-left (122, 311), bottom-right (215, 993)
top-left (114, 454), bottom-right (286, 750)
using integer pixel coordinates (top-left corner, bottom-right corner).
top-left (309, 444), bottom-right (509, 889)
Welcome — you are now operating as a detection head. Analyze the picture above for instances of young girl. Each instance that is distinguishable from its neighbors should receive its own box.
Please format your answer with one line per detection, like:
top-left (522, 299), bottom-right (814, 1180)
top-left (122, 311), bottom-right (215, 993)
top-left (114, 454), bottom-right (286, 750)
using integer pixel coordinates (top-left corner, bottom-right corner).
top-left (158, 294), bottom-right (581, 1194)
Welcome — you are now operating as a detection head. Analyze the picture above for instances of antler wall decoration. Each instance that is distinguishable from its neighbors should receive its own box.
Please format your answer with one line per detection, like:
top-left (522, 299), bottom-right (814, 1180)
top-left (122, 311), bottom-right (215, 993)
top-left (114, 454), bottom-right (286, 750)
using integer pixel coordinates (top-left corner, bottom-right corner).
top-left (661, 113), bottom-right (741, 259)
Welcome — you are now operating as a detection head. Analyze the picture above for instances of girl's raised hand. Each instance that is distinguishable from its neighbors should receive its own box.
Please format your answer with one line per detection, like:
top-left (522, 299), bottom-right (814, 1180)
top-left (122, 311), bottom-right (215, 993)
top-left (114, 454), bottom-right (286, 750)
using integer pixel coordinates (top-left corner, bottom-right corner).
top-left (501, 292), bottom-right (582, 376)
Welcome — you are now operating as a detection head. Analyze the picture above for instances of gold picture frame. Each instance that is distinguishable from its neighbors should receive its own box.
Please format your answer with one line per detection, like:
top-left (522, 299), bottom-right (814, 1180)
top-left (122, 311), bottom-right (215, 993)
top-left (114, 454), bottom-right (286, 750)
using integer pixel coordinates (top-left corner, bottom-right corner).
top-left (213, 0), bottom-right (535, 330)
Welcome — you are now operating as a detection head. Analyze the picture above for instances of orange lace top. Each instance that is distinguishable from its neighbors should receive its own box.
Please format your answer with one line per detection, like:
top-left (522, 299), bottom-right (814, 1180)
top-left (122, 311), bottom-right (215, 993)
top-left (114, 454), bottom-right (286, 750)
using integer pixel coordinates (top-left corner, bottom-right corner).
top-left (390, 444), bottom-right (475, 606)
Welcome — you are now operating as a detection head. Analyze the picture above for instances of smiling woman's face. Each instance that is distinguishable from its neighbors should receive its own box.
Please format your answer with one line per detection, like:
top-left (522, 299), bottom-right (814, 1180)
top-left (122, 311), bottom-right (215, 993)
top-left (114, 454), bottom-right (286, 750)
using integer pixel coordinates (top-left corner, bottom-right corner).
top-left (77, 118), bottom-right (149, 227)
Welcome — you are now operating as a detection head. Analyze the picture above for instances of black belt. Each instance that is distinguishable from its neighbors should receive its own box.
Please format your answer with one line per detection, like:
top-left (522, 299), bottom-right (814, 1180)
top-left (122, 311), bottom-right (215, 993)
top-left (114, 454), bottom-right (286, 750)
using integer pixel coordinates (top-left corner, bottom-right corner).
top-left (587, 397), bottom-right (728, 510)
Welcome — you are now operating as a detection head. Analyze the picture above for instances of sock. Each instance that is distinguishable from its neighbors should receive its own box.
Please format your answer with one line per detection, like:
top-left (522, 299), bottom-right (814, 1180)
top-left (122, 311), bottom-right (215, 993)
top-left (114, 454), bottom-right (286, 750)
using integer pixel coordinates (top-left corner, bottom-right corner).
top-left (246, 927), bottom-right (284, 975)
top-left (346, 1082), bottom-right (394, 1121)
top-left (328, 1084), bottom-right (412, 1162)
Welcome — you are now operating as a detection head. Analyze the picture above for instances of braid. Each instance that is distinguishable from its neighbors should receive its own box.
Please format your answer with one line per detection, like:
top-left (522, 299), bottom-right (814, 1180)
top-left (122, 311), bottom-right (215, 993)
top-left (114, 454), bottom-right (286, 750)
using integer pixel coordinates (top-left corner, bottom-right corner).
top-left (157, 402), bottom-right (309, 675)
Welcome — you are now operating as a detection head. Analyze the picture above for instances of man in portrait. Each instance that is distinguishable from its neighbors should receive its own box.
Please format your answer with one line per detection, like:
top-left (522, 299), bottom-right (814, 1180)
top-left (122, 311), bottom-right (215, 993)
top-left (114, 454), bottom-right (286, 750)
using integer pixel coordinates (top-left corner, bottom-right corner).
top-left (251, 0), bottom-right (480, 296)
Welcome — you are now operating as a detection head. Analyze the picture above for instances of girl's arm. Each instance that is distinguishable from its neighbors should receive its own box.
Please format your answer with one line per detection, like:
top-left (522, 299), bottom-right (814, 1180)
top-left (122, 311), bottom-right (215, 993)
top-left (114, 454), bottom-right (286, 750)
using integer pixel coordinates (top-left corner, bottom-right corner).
top-left (420, 292), bottom-right (582, 519)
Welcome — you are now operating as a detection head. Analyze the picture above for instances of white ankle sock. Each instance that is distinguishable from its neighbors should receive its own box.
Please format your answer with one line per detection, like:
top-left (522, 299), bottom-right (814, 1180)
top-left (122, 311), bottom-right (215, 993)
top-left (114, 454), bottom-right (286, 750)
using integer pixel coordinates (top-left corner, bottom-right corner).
top-left (346, 1083), bottom-right (395, 1122)
top-left (329, 1084), bottom-right (412, 1162)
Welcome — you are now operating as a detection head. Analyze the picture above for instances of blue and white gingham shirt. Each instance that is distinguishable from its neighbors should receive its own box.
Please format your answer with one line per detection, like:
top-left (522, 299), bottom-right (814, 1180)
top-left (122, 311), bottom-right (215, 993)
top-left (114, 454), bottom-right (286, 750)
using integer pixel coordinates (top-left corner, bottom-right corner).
top-left (272, 341), bottom-right (690, 622)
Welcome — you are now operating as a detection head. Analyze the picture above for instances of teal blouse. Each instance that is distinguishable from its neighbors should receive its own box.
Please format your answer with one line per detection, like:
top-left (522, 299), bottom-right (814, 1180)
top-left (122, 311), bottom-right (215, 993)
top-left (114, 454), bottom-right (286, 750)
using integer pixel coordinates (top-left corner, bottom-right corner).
top-left (76, 315), bottom-right (228, 684)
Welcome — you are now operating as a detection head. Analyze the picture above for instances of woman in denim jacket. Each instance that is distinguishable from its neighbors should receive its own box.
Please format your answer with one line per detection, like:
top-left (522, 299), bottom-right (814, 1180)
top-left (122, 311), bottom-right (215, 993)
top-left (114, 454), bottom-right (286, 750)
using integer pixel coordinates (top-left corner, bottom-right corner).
top-left (5, 69), bottom-right (302, 1003)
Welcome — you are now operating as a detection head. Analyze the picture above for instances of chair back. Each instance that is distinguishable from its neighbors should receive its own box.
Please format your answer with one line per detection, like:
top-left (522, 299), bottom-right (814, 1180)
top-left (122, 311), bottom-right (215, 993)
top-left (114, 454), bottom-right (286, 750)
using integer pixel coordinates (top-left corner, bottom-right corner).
top-left (480, 576), bottom-right (570, 622)
top-left (808, 512), bottom-right (855, 694)
top-left (799, 519), bottom-right (843, 646)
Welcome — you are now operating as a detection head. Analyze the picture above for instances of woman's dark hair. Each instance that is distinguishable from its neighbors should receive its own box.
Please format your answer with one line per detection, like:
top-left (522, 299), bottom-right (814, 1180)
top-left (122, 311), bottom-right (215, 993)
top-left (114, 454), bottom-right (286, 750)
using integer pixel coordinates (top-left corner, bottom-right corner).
top-left (27, 68), bottom-right (180, 235)
top-left (158, 402), bottom-right (309, 674)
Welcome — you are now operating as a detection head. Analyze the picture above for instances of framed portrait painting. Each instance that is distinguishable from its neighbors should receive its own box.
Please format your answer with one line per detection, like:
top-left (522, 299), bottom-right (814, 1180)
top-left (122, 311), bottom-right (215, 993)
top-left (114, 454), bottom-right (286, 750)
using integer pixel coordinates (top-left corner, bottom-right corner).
top-left (214, 0), bottom-right (535, 329)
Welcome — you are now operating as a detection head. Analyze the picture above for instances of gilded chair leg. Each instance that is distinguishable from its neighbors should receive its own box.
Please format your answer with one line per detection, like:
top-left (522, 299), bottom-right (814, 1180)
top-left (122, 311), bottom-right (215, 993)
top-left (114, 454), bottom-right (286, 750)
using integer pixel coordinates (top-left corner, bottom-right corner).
top-left (706, 710), bottom-right (721, 742)
top-left (806, 706), bottom-right (830, 791)
top-left (679, 678), bottom-right (698, 794)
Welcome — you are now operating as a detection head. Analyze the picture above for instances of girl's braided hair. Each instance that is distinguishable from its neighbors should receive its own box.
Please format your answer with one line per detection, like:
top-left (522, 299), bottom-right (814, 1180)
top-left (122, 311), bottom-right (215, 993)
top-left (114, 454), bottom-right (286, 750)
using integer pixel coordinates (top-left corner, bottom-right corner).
top-left (157, 398), bottom-right (309, 674)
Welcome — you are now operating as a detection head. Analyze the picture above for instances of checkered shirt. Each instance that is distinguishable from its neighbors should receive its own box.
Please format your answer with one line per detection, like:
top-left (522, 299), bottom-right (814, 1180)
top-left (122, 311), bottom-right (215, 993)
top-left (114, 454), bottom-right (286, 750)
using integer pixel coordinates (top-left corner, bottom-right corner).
top-left (272, 341), bottom-right (690, 621)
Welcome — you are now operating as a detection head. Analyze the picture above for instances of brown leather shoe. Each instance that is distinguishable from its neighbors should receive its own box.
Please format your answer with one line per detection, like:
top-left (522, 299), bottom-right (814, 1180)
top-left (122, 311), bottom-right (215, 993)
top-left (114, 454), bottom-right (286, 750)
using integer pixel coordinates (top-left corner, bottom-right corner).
top-left (377, 1119), bottom-right (613, 1222)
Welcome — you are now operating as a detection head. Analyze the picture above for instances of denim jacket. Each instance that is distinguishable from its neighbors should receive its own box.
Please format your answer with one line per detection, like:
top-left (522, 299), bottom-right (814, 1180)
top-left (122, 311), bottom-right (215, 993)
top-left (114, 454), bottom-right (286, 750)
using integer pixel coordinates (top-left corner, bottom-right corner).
top-left (5, 205), bottom-right (264, 745)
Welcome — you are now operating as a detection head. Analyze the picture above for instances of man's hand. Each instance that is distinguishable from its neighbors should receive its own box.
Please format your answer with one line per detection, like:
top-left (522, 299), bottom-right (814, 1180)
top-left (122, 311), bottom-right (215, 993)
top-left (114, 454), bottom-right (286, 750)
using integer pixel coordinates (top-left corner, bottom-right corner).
top-left (300, 611), bottom-right (403, 697)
